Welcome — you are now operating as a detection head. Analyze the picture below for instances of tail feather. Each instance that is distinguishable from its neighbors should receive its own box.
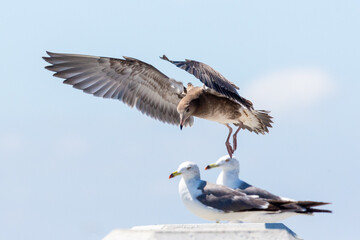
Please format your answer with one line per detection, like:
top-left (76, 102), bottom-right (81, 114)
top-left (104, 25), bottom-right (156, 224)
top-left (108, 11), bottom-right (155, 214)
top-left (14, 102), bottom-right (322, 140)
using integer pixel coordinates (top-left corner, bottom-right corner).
top-left (304, 208), bottom-right (332, 213)
top-left (238, 109), bottom-right (273, 134)
top-left (255, 110), bottom-right (273, 129)
top-left (295, 201), bottom-right (330, 208)
top-left (267, 199), bottom-right (332, 214)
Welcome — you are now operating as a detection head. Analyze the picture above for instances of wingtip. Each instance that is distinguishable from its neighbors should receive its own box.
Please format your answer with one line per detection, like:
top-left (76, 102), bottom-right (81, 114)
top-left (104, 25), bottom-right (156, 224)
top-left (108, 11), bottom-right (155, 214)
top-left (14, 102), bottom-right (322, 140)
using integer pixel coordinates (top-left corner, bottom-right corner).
top-left (160, 54), bottom-right (170, 62)
top-left (44, 65), bottom-right (53, 71)
top-left (123, 56), bottom-right (138, 61)
top-left (45, 51), bottom-right (57, 57)
top-left (43, 51), bottom-right (54, 63)
top-left (42, 56), bottom-right (52, 64)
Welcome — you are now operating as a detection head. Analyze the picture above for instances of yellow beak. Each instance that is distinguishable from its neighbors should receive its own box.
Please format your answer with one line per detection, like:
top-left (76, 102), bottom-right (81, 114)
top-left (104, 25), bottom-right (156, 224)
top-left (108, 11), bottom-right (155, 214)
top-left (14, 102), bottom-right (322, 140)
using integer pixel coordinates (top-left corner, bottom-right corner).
top-left (169, 171), bottom-right (181, 179)
top-left (205, 163), bottom-right (219, 170)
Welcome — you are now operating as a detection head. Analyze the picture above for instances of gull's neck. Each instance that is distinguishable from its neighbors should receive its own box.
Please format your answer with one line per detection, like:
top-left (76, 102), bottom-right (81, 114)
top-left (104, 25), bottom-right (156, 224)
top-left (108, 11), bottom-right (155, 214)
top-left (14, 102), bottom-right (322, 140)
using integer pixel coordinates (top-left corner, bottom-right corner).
top-left (217, 168), bottom-right (242, 189)
top-left (182, 174), bottom-right (201, 186)
top-left (179, 175), bottom-right (202, 198)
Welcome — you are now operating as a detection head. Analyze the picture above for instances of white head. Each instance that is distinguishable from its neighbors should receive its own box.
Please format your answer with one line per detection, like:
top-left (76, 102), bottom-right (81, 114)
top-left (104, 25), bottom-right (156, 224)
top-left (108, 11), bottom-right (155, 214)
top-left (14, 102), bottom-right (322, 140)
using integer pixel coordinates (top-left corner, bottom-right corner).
top-left (205, 155), bottom-right (240, 172)
top-left (169, 161), bottom-right (201, 180)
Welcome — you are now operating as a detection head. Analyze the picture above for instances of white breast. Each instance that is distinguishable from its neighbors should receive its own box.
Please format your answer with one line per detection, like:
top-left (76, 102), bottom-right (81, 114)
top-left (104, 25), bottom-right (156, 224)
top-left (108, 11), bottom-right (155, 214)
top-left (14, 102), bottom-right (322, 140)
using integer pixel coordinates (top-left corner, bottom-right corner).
top-left (216, 171), bottom-right (242, 189)
top-left (178, 179), bottom-right (223, 221)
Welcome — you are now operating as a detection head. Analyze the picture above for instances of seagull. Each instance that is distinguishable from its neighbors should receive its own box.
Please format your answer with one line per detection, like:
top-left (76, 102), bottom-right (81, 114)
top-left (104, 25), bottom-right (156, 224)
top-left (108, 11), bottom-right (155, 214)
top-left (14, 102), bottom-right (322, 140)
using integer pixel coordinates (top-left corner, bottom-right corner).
top-left (205, 155), bottom-right (332, 216)
top-left (205, 155), bottom-right (286, 200)
top-left (169, 162), bottom-right (331, 223)
top-left (43, 52), bottom-right (272, 157)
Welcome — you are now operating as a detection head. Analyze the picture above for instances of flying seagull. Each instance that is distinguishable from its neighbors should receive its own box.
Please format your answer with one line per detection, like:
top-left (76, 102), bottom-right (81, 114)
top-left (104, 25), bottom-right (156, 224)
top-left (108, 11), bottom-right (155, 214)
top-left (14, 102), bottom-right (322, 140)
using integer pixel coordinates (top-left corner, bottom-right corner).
top-left (169, 161), bottom-right (331, 223)
top-left (43, 52), bottom-right (272, 157)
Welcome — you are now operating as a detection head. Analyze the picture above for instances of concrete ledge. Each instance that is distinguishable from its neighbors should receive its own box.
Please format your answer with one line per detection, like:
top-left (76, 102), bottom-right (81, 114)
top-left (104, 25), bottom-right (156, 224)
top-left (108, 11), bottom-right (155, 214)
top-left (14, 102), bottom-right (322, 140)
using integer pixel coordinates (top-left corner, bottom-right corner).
top-left (103, 223), bottom-right (301, 240)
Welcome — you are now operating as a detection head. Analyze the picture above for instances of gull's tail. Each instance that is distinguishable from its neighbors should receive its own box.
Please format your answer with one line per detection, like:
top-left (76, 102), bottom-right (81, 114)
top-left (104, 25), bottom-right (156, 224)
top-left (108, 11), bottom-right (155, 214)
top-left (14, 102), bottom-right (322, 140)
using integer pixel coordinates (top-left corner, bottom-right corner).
top-left (267, 200), bottom-right (332, 214)
top-left (238, 109), bottom-right (273, 134)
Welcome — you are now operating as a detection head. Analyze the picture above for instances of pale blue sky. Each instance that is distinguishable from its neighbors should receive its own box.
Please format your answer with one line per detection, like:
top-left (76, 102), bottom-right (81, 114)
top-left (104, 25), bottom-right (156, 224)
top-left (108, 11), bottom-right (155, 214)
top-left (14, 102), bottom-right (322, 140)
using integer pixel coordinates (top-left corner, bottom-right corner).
top-left (1, 1), bottom-right (359, 240)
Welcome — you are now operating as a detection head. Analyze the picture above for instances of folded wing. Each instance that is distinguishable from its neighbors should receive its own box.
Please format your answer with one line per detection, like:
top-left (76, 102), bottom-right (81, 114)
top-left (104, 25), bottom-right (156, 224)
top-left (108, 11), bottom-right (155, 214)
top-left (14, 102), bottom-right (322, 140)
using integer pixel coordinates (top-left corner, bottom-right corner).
top-left (238, 186), bottom-right (282, 200)
top-left (43, 52), bottom-right (193, 126)
top-left (196, 181), bottom-right (269, 212)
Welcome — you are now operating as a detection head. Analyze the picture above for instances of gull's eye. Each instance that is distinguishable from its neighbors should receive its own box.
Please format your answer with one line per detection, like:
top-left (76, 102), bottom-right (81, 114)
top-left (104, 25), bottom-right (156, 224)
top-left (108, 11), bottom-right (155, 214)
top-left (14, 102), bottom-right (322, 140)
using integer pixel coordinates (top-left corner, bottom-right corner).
top-left (225, 159), bottom-right (230, 162)
top-left (186, 108), bottom-right (190, 113)
top-left (187, 166), bottom-right (191, 170)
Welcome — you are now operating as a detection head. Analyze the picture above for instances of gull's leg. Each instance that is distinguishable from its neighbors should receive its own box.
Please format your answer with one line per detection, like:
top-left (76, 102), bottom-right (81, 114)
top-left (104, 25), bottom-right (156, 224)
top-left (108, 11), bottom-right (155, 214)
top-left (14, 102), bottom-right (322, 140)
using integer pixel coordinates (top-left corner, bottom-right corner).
top-left (225, 124), bottom-right (233, 158)
top-left (233, 123), bottom-right (243, 152)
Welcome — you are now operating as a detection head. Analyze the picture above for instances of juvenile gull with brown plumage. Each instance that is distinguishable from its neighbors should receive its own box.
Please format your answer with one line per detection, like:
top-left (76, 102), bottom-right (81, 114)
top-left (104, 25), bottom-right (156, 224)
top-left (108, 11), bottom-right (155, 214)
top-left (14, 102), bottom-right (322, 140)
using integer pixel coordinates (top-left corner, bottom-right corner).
top-left (43, 52), bottom-right (272, 157)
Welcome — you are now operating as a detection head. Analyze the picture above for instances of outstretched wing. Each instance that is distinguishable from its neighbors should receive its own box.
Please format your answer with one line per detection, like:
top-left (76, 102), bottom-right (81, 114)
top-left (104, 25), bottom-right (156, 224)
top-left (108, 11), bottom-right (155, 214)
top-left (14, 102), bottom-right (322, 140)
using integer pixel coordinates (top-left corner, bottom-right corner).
top-left (43, 52), bottom-right (194, 127)
top-left (161, 55), bottom-right (253, 109)
top-left (196, 181), bottom-right (269, 212)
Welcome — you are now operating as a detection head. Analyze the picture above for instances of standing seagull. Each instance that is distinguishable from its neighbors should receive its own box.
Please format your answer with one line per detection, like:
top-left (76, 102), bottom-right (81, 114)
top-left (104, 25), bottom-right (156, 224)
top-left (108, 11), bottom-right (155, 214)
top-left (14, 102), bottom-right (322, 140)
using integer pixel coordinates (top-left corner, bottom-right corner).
top-left (205, 155), bottom-right (284, 200)
top-left (169, 162), bottom-right (331, 223)
top-left (43, 52), bottom-right (272, 157)
top-left (205, 155), bottom-right (332, 216)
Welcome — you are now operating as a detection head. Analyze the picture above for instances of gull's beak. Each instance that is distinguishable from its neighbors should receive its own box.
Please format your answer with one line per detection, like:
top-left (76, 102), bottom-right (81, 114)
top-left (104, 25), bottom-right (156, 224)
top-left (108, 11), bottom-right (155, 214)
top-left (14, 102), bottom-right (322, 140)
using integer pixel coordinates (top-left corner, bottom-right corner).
top-left (169, 171), bottom-right (181, 179)
top-left (179, 114), bottom-right (184, 131)
top-left (205, 163), bottom-right (219, 170)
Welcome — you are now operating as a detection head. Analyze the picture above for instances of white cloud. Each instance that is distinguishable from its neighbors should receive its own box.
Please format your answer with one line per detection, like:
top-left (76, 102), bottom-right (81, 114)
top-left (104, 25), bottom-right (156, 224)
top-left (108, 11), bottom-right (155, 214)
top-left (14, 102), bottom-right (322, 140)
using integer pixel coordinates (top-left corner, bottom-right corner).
top-left (244, 68), bottom-right (335, 113)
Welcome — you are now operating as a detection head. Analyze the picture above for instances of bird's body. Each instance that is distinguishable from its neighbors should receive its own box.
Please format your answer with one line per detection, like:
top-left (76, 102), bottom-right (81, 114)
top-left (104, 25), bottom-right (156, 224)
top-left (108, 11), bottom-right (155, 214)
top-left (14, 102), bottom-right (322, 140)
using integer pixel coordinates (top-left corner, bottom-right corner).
top-left (181, 85), bottom-right (271, 131)
top-left (181, 86), bottom-right (239, 124)
top-left (43, 52), bottom-right (272, 156)
top-left (205, 155), bottom-right (332, 216)
top-left (216, 169), bottom-right (288, 200)
top-left (178, 175), bottom-right (297, 222)
top-left (170, 162), bottom-right (331, 223)
top-left (210, 156), bottom-right (284, 200)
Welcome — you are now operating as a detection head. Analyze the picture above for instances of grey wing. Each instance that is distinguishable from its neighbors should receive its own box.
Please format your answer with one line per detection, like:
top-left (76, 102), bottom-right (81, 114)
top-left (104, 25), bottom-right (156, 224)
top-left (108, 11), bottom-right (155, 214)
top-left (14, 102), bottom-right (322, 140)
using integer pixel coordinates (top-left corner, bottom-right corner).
top-left (239, 186), bottom-right (282, 200)
top-left (160, 55), bottom-right (253, 109)
top-left (43, 52), bottom-right (194, 127)
top-left (196, 181), bottom-right (269, 212)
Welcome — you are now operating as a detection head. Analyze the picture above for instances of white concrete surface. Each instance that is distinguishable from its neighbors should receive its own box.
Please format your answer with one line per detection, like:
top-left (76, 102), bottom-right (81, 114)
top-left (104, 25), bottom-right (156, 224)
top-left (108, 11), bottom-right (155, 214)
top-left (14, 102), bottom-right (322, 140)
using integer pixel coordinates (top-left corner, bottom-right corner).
top-left (102, 223), bottom-right (301, 240)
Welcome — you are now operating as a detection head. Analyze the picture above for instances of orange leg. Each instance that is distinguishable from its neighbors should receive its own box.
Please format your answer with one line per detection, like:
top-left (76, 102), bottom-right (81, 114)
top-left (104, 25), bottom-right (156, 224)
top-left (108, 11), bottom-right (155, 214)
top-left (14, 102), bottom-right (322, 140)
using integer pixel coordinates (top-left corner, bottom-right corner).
top-left (225, 124), bottom-right (234, 158)
top-left (233, 124), bottom-right (243, 152)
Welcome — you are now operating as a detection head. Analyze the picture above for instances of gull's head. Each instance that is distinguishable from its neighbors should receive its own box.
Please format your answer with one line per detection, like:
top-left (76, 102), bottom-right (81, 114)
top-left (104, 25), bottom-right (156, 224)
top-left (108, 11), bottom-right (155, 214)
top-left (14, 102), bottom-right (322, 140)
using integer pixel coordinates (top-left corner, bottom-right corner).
top-left (177, 96), bottom-right (199, 130)
top-left (205, 155), bottom-right (240, 171)
top-left (169, 161), bottom-right (200, 180)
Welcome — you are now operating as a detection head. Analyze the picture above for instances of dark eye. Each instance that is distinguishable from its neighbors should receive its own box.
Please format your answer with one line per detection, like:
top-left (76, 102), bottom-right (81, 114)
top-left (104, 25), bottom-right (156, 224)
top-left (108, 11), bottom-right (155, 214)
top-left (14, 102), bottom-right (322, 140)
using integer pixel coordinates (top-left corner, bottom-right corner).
top-left (225, 159), bottom-right (230, 162)
top-left (186, 108), bottom-right (190, 113)
top-left (187, 166), bottom-right (191, 170)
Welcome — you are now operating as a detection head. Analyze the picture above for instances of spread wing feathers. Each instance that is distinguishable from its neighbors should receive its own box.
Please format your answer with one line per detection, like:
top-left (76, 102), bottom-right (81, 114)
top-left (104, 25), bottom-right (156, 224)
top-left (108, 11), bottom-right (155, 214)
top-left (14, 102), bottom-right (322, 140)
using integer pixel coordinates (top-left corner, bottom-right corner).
top-left (43, 52), bottom-right (194, 127)
top-left (160, 55), bottom-right (253, 110)
top-left (196, 182), bottom-right (269, 212)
